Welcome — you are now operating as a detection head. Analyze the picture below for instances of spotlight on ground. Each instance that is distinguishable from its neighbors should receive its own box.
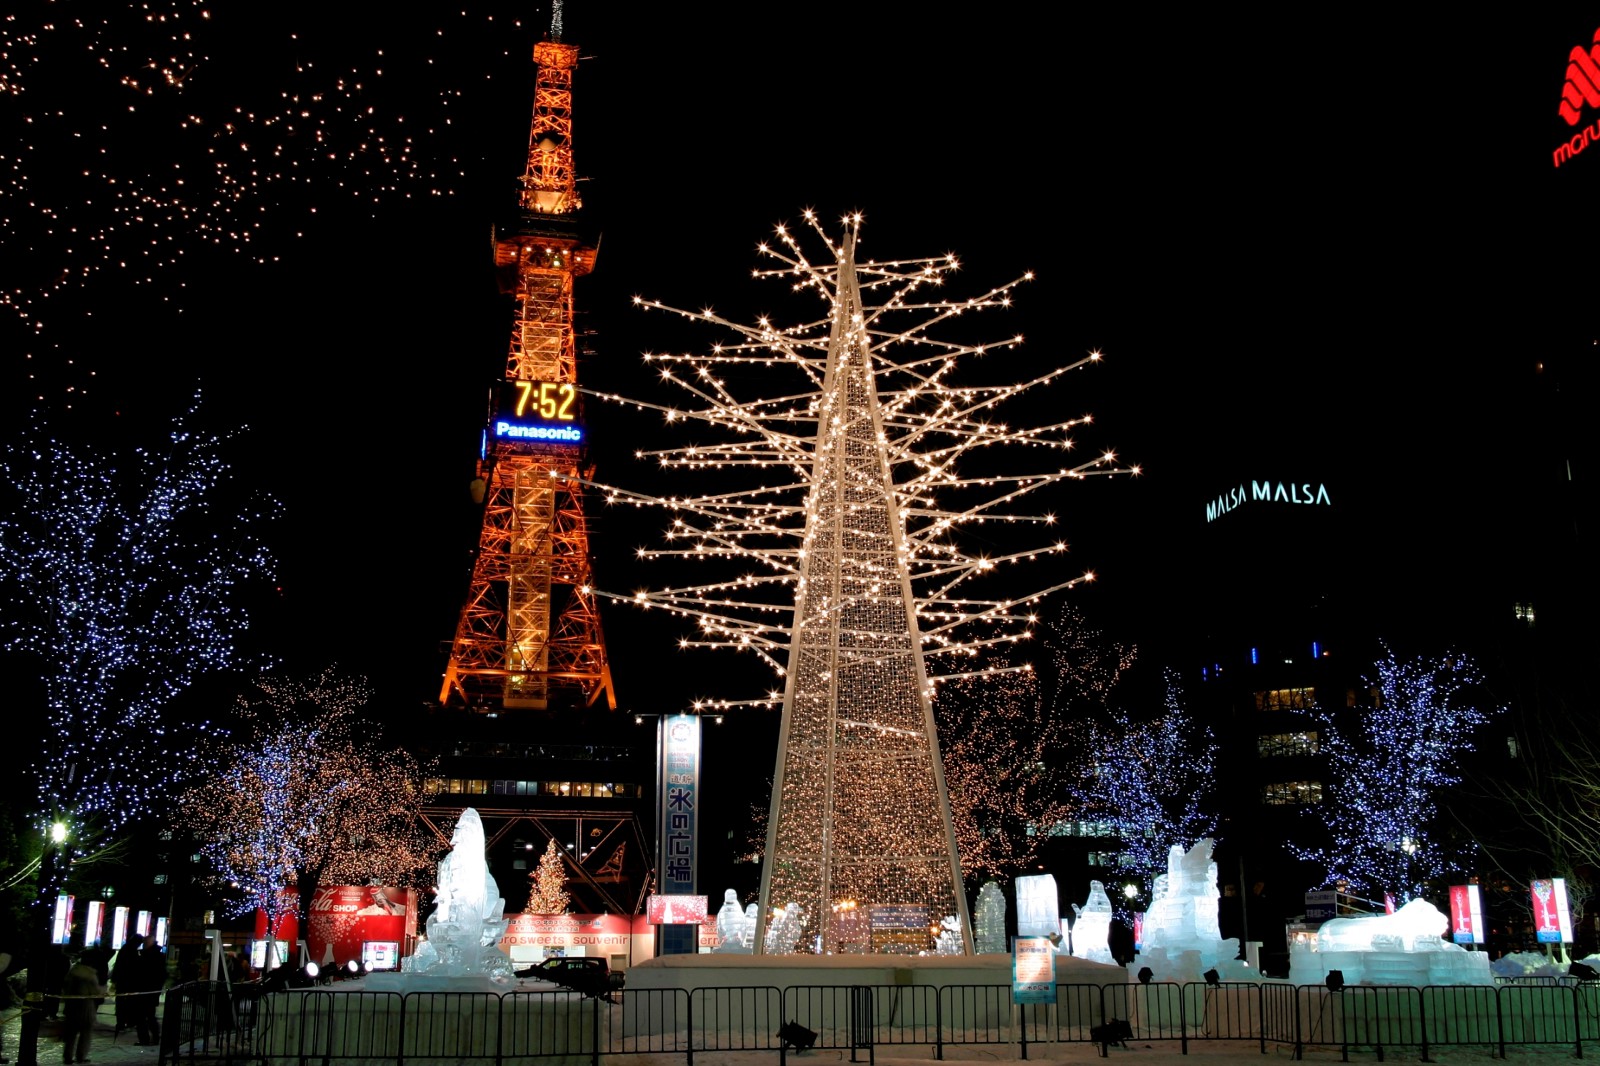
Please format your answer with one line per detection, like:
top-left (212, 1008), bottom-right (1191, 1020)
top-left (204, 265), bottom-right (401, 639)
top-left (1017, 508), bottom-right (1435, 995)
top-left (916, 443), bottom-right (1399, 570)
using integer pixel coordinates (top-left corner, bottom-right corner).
top-left (777, 1021), bottom-right (817, 1052)
top-left (1326, 969), bottom-right (1345, 993)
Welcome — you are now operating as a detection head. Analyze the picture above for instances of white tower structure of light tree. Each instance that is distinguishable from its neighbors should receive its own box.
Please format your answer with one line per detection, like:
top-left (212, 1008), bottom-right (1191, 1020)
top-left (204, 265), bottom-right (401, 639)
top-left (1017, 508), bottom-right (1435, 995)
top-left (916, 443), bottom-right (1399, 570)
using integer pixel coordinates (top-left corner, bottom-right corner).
top-left (586, 211), bottom-right (1136, 954)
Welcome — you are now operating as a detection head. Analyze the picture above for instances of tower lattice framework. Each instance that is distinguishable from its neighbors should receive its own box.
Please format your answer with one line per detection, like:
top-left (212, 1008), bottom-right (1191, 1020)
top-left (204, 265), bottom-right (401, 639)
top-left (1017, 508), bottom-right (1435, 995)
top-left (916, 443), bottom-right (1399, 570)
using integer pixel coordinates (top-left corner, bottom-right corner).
top-left (439, 37), bottom-right (615, 712)
top-left (757, 230), bottom-right (970, 954)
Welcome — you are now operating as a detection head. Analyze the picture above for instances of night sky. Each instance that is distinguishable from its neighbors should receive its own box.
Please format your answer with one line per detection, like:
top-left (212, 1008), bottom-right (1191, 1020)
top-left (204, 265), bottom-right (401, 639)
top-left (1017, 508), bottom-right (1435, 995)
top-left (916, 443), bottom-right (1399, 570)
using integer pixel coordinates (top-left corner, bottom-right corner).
top-left (2, 4), bottom-right (1593, 721)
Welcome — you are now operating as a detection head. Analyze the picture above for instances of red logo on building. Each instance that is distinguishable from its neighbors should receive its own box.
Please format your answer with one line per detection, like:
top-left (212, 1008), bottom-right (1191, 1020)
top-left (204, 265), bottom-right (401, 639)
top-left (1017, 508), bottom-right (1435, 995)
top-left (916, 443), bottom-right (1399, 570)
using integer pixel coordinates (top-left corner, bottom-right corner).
top-left (1559, 28), bottom-right (1600, 125)
top-left (1555, 26), bottom-right (1600, 167)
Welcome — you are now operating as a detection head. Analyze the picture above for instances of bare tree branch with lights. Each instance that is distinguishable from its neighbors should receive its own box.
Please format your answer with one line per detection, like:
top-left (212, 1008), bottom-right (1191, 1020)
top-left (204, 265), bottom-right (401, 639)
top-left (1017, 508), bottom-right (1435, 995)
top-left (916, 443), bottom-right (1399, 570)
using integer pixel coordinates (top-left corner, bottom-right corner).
top-left (584, 211), bottom-right (1137, 953)
top-left (0, 397), bottom-right (277, 919)
top-left (1295, 645), bottom-right (1500, 901)
top-left (1068, 667), bottom-right (1220, 909)
top-left (177, 667), bottom-right (436, 940)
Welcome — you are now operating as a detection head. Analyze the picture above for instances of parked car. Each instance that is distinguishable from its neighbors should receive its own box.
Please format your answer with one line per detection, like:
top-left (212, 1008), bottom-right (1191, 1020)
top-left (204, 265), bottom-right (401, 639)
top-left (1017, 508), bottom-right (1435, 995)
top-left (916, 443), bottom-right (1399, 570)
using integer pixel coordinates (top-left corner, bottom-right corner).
top-left (516, 956), bottom-right (624, 1000)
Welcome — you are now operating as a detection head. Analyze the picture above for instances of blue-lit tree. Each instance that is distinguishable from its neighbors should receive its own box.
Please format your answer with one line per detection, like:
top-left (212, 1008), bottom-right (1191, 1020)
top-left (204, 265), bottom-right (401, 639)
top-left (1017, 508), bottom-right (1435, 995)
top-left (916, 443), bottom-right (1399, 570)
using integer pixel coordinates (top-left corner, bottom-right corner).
top-left (1295, 646), bottom-right (1499, 900)
top-left (0, 397), bottom-right (277, 901)
top-left (1068, 668), bottom-right (1220, 907)
top-left (178, 668), bottom-right (435, 939)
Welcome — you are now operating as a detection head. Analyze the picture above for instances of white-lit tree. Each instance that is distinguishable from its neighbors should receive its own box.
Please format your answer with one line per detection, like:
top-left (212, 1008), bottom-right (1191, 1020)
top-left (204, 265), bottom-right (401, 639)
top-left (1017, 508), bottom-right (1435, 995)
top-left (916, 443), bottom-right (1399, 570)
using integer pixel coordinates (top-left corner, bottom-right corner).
top-left (1068, 667), bottom-right (1219, 904)
top-left (0, 397), bottom-right (277, 906)
top-left (527, 837), bottom-right (572, 915)
top-left (177, 668), bottom-right (435, 939)
top-left (585, 212), bottom-right (1137, 952)
top-left (1296, 646), bottom-right (1499, 900)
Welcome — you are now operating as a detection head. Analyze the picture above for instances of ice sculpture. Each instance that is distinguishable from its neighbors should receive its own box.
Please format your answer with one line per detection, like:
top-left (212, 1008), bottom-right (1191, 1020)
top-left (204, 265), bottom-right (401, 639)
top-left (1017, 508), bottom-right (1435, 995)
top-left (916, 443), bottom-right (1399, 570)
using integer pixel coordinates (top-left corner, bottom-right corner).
top-left (975, 882), bottom-right (1007, 955)
top-left (1016, 874), bottom-right (1062, 944)
top-left (397, 808), bottom-right (515, 982)
top-left (714, 889), bottom-right (755, 953)
top-left (764, 902), bottom-right (806, 954)
top-left (1071, 881), bottom-right (1116, 964)
top-left (934, 915), bottom-right (963, 955)
top-left (1138, 839), bottom-right (1244, 983)
top-left (1289, 897), bottom-right (1491, 986)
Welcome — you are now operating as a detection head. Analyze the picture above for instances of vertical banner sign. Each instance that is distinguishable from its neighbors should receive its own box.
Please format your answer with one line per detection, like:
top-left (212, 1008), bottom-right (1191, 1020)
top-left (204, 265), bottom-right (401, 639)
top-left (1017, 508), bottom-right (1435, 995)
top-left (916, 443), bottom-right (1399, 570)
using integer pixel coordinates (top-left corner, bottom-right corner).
top-left (51, 895), bottom-right (75, 945)
top-left (85, 901), bottom-right (105, 947)
top-left (1449, 885), bottom-right (1485, 945)
top-left (1383, 893), bottom-right (1396, 915)
top-left (112, 906), bottom-right (130, 949)
top-left (1012, 935), bottom-right (1056, 1004)
top-left (1531, 878), bottom-right (1574, 943)
top-left (658, 714), bottom-right (701, 956)
top-left (1133, 913), bottom-right (1144, 952)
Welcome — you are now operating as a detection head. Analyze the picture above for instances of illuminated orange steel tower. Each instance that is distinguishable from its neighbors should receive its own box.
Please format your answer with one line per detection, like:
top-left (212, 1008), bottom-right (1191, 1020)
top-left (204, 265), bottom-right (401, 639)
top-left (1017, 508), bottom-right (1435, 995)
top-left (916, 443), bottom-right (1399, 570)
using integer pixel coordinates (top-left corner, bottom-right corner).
top-left (439, 33), bottom-right (615, 712)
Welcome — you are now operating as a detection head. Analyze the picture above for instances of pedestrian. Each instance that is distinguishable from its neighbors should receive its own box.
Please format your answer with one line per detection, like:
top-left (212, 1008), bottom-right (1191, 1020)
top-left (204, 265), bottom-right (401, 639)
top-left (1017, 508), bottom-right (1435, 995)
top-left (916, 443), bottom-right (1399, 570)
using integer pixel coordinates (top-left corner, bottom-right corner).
top-left (60, 953), bottom-right (101, 1065)
top-left (109, 934), bottom-right (144, 1039)
top-left (136, 938), bottom-right (166, 1046)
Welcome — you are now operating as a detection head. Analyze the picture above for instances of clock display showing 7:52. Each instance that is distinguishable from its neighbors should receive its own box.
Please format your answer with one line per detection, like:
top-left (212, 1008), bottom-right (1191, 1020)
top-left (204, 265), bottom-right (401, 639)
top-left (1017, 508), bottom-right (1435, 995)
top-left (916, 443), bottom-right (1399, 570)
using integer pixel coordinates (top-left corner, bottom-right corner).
top-left (507, 379), bottom-right (578, 421)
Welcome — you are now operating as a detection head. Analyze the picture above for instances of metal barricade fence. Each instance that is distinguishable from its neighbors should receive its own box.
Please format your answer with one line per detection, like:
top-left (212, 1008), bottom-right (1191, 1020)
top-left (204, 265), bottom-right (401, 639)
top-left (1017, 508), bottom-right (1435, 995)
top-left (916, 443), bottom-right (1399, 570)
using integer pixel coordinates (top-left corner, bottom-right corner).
top-left (154, 975), bottom-right (1600, 1065)
top-left (688, 985), bottom-right (780, 1059)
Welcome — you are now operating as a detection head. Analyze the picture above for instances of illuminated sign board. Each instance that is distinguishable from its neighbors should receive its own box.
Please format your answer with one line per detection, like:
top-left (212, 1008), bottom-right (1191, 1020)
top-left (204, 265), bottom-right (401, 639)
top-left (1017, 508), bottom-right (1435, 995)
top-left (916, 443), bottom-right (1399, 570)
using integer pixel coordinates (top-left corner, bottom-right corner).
top-left (85, 901), bottom-right (105, 947)
top-left (1556, 26), bottom-right (1600, 168)
top-left (52, 895), bottom-right (74, 945)
top-left (112, 906), bottom-right (129, 949)
top-left (492, 379), bottom-right (584, 445)
top-left (1450, 884), bottom-right (1484, 945)
top-left (362, 941), bottom-right (401, 971)
top-left (647, 894), bottom-right (709, 925)
top-left (1531, 878), bottom-right (1574, 943)
top-left (1205, 479), bottom-right (1331, 523)
top-left (1012, 936), bottom-right (1056, 1004)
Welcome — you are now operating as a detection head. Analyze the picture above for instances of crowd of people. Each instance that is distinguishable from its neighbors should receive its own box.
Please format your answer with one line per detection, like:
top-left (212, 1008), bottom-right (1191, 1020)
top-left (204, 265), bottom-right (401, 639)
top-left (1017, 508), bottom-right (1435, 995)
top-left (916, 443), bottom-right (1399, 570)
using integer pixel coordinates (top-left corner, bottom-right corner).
top-left (0, 934), bottom-right (168, 1065)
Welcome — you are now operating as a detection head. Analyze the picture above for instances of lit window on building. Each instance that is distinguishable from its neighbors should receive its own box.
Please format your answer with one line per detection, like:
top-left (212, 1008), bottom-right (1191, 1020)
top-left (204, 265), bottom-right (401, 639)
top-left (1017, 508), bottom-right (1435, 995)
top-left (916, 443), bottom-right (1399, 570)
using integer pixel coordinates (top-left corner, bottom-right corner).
top-left (1261, 780), bottom-right (1324, 805)
top-left (1514, 602), bottom-right (1536, 626)
top-left (1507, 736), bottom-right (1519, 758)
top-left (1257, 731), bottom-right (1321, 757)
top-left (1254, 688), bottom-right (1316, 711)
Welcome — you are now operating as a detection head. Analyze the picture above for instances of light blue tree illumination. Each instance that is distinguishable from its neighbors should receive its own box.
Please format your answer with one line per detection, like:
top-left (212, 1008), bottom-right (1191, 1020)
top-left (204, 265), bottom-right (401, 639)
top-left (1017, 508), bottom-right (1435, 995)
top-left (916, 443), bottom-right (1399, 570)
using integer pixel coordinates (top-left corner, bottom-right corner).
top-left (0, 396), bottom-right (278, 883)
top-left (1295, 646), bottom-right (1498, 900)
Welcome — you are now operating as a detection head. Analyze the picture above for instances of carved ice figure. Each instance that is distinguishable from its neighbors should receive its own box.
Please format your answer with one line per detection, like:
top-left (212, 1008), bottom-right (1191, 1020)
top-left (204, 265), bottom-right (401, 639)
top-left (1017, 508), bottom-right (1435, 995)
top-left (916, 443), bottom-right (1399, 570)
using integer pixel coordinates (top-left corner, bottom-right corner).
top-left (934, 915), bottom-right (963, 955)
top-left (1015, 874), bottom-right (1062, 943)
top-left (1289, 897), bottom-right (1491, 987)
top-left (1071, 881), bottom-right (1116, 964)
top-left (764, 902), bottom-right (806, 954)
top-left (742, 904), bottom-right (759, 949)
top-left (1138, 839), bottom-right (1241, 983)
top-left (714, 890), bottom-right (754, 954)
top-left (975, 882), bottom-right (1008, 955)
top-left (401, 808), bottom-right (514, 981)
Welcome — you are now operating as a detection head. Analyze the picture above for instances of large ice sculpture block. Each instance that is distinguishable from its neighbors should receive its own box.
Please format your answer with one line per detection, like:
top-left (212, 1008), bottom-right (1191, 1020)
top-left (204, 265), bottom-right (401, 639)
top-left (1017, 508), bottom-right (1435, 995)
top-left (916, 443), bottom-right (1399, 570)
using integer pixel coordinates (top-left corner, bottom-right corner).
top-left (1016, 874), bottom-right (1061, 941)
top-left (390, 808), bottom-right (515, 984)
top-left (1071, 881), bottom-right (1115, 964)
top-left (1137, 839), bottom-right (1243, 983)
top-left (975, 882), bottom-right (1007, 955)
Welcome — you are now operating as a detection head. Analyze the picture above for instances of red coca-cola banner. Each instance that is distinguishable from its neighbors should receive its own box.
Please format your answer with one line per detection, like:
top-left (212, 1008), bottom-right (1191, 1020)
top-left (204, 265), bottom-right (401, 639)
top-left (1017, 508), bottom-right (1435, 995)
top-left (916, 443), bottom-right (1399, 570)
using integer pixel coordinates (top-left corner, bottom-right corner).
top-left (255, 885), bottom-right (416, 969)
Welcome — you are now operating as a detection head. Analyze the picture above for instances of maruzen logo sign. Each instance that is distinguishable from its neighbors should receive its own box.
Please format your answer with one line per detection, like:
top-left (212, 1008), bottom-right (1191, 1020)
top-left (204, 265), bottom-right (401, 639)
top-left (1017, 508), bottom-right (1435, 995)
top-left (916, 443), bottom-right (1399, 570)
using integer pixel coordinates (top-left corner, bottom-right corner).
top-left (1556, 26), bottom-right (1600, 167)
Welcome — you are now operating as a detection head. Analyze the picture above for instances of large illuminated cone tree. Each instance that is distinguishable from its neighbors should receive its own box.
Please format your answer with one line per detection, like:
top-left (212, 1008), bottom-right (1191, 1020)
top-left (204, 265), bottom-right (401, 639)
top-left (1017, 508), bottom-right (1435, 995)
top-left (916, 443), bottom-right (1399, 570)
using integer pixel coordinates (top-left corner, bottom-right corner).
top-left (588, 212), bottom-right (1135, 954)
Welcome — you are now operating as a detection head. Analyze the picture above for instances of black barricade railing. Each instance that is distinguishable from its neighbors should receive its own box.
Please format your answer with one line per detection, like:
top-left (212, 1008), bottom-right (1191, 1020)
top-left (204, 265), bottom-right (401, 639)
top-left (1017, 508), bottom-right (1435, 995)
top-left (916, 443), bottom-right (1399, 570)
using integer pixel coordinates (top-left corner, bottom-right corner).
top-left (1423, 984), bottom-right (1500, 1055)
top-left (1259, 980), bottom-right (1302, 1051)
top-left (938, 983), bottom-right (1012, 1053)
top-left (1500, 981), bottom-right (1582, 1056)
top-left (1054, 982), bottom-right (1105, 1043)
top-left (1107, 979), bottom-right (1186, 1049)
top-left (688, 985), bottom-right (781, 1057)
top-left (156, 975), bottom-right (1600, 1065)
top-left (1184, 981), bottom-right (1263, 1044)
top-left (600, 987), bottom-right (689, 1058)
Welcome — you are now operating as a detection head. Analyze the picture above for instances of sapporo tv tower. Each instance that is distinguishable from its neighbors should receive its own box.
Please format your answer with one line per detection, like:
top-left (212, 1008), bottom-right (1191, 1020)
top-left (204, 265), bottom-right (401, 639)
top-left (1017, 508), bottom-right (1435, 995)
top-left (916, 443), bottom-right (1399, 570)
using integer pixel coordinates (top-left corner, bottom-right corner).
top-left (438, 17), bottom-right (615, 714)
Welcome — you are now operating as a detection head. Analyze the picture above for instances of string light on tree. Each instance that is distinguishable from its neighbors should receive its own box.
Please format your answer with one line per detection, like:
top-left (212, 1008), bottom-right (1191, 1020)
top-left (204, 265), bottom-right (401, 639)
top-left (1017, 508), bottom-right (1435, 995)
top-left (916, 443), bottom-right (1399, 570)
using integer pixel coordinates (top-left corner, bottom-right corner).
top-left (177, 668), bottom-right (436, 940)
top-left (1293, 645), bottom-right (1499, 900)
top-left (527, 838), bottom-right (572, 916)
top-left (583, 212), bottom-right (1138, 953)
top-left (0, 395), bottom-right (277, 900)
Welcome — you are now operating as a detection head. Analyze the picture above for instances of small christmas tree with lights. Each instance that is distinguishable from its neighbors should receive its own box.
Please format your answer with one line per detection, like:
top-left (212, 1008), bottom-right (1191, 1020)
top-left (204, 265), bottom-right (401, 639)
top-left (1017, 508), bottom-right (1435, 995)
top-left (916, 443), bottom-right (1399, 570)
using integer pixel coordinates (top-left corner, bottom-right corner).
top-left (527, 838), bottom-right (571, 915)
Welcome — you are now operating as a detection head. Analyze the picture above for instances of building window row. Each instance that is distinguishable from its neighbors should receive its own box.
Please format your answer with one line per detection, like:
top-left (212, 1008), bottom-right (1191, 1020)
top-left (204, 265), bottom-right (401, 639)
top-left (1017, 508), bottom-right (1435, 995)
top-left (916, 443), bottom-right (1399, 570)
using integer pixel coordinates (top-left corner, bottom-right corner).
top-left (1086, 851), bottom-right (1120, 867)
top-left (1258, 731), bottom-right (1320, 757)
top-left (436, 742), bottom-right (636, 762)
top-left (1261, 780), bottom-right (1324, 805)
top-left (1254, 687), bottom-right (1316, 711)
top-left (1030, 819), bottom-right (1120, 839)
top-left (426, 778), bottom-right (643, 799)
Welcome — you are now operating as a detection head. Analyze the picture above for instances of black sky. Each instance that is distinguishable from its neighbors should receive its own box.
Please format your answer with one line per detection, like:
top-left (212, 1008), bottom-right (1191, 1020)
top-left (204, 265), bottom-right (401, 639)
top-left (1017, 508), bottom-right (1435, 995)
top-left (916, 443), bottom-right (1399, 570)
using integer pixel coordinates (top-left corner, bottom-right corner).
top-left (2, 5), bottom-right (1593, 716)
